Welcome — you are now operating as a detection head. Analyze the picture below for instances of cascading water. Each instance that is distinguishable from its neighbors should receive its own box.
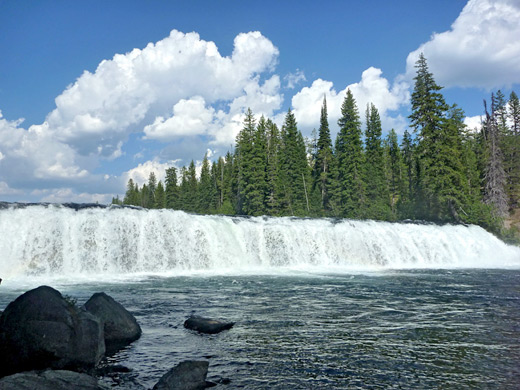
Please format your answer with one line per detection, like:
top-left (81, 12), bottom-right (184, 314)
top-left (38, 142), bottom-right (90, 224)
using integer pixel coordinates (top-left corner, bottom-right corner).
top-left (1, 204), bottom-right (519, 280)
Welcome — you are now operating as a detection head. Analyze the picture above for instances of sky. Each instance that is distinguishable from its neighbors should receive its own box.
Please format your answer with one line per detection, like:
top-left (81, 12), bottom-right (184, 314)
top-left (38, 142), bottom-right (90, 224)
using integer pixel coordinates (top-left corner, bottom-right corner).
top-left (1, 0), bottom-right (519, 203)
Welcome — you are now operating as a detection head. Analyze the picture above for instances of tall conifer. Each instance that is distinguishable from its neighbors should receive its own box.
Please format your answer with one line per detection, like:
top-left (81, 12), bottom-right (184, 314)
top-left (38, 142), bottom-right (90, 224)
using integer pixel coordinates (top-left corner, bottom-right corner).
top-left (364, 103), bottom-right (391, 219)
top-left (165, 167), bottom-right (179, 209)
top-left (313, 96), bottom-right (334, 213)
top-left (334, 89), bottom-right (365, 218)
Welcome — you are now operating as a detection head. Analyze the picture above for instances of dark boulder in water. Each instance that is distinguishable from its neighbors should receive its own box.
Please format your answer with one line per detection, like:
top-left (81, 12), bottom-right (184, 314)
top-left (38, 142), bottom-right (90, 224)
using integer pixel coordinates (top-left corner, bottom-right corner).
top-left (0, 286), bottom-right (105, 378)
top-left (153, 361), bottom-right (209, 390)
top-left (184, 316), bottom-right (234, 334)
top-left (0, 369), bottom-right (105, 390)
top-left (83, 292), bottom-right (142, 354)
top-left (0, 370), bottom-right (104, 390)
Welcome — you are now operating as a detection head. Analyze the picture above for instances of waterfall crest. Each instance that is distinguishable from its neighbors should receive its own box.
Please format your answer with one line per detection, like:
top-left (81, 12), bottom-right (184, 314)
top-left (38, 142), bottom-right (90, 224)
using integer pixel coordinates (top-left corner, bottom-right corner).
top-left (1, 204), bottom-right (519, 279)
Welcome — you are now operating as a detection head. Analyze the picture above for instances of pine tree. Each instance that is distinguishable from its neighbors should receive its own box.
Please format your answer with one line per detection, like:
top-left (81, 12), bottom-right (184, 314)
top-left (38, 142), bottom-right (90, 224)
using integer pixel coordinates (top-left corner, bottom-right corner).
top-left (280, 109), bottom-right (311, 216)
top-left (409, 54), bottom-right (470, 221)
top-left (111, 195), bottom-right (123, 205)
top-left (364, 103), bottom-right (391, 219)
top-left (398, 130), bottom-right (415, 218)
top-left (265, 119), bottom-right (283, 214)
top-left (179, 161), bottom-right (198, 212)
top-left (154, 181), bottom-right (166, 209)
top-left (211, 160), bottom-right (221, 211)
top-left (220, 152), bottom-right (235, 214)
top-left (312, 96), bottom-right (334, 213)
top-left (123, 178), bottom-right (140, 206)
top-left (334, 89), bottom-right (365, 218)
top-left (198, 153), bottom-right (215, 214)
top-left (140, 184), bottom-right (149, 208)
top-left (234, 108), bottom-right (256, 214)
top-left (507, 91), bottom-right (520, 209)
top-left (165, 167), bottom-right (179, 209)
top-left (147, 172), bottom-right (157, 209)
top-left (483, 96), bottom-right (508, 217)
top-left (384, 129), bottom-right (407, 218)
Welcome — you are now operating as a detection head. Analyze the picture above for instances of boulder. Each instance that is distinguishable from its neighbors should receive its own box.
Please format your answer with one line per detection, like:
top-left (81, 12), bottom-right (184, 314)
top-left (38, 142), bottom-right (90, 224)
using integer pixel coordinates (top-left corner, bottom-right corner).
top-left (0, 286), bottom-right (105, 378)
top-left (0, 369), bottom-right (105, 390)
top-left (83, 292), bottom-right (141, 353)
top-left (153, 361), bottom-right (209, 390)
top-left (184, 316), bottom-right (234, 334)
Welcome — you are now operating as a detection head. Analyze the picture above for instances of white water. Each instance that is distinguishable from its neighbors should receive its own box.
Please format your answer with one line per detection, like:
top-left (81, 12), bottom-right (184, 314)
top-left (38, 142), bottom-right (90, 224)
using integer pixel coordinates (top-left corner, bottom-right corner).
top-left (0, 205), bottom-right (519, 281)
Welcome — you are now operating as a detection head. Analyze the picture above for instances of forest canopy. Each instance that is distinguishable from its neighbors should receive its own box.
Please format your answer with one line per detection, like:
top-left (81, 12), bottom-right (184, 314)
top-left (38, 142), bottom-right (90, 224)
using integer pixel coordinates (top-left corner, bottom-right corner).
top-left (115, 55), bottom-right (520, 243)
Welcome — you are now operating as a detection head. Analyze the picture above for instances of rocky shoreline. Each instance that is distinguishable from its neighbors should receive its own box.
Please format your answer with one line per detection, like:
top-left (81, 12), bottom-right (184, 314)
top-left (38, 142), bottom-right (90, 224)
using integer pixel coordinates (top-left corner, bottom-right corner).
top-left (0, 286), bottom-right (233, 389)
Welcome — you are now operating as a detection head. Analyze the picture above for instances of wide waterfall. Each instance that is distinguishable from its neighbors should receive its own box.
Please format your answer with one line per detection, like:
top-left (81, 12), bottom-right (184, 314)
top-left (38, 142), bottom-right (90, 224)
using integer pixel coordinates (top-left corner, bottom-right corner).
top-left (1, 204), bottom-right (519, 280)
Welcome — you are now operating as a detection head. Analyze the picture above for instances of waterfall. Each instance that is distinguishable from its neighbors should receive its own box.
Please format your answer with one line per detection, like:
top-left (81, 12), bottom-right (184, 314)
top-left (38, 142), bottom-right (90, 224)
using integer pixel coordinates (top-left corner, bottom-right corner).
top-left (1, 204), bottom-right (519, 280)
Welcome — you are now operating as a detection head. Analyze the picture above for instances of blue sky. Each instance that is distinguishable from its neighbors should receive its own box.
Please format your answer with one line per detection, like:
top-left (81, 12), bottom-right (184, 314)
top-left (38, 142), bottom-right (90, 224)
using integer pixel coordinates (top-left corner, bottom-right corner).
top-left (0, 0), bottom-right (519, 203)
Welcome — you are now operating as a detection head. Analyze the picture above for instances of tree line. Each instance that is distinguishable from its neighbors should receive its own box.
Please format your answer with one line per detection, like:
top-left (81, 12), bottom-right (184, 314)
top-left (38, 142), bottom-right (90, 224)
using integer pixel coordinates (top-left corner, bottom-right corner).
top-left (115, 55), bottom-right (520, 242)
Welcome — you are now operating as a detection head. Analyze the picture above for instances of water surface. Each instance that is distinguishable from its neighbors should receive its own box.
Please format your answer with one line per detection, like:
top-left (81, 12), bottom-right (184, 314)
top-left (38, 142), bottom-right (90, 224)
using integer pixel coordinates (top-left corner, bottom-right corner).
top-left (2, 270), bottom-right (518, 389)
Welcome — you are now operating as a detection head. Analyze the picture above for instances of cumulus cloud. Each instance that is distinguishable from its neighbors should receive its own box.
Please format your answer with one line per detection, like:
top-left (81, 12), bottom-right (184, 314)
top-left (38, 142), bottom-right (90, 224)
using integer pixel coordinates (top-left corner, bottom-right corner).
top-left (46, 30), bottom-right (280, 157)
top-left (122, 159), bottom-right (174, 186)
top-left (144, 96), bottom-right (215, 141)
top-left (406, 0), bottom-right (520, 89)
top-left (464, 115), bottom-right (483, 131)
top-left (291, 67), bottom-right (410, 136)
top-left (34, 188), bottom-right (113, 204)
top-left (0, 113), bottom-right (89, 189)
top-left (0, 31), bottom-right (283, 201)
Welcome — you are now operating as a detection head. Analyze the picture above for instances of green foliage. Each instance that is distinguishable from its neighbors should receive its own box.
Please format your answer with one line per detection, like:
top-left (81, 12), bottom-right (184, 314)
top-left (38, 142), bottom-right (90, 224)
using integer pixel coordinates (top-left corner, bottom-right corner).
top-left (409, 54), bottom-right (471, 222)
top-left (111, 195), bottom-right (123, 205)
top-left (334, 89), bottom-right (366, 218)
top-left (280, 109), bottom-right (311, 216)
top-left (165, 167), bottom-right (179, 209)
top-left (118, 82), bottom-right (520, 244)
top-left (312, 97), bottom-right (335, 214)
top-left (154, 181), bottom-right (166, 209)
top-left (198, 153), bottom-right (215, 214)
top-left (147, 172), bottom-right (157, 208)
top-left (384, 129), bottom-right (406, 218)
top-left (364, 103), bottom-right (392, 220)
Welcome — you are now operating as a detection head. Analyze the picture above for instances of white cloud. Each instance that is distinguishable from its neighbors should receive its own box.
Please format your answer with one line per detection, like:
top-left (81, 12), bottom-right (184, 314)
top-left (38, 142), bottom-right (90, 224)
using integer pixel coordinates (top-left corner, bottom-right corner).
top-left (0, 114), bottom-right (89, 187)
top-left (285, 69), bottom-right (306, 89)
top-left (406, 0), bottom-right (520, 89)
top-left (122, 159), bottom-right (173, 186)
top-left (464, 115), bottom-right (483, 131)
top-left (0, 181), bottom-right (23, 196)
top-left (35, 188), bottom-right (112, 204)
top-left (291, 67), bottom-right (410, 136)
top-left (0, 31), bottom-right (282, 201)
top-left (46, 30), bottom-right (280, 157)
top-left (144, 96), bottom-right (215, 141)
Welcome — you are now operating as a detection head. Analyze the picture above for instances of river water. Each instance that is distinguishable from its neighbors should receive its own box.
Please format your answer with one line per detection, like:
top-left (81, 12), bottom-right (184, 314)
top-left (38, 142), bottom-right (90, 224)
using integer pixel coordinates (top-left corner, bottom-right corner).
top-left (0, 205), bottom-right (519, 388)
top-left (1, 270), bottom-right (519, 389)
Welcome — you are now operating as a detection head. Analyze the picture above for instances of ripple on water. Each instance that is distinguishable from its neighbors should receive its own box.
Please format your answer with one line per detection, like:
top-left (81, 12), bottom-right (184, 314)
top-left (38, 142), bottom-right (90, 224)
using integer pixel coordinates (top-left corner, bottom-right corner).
top-left (0, 269), bottom-right (519, 389)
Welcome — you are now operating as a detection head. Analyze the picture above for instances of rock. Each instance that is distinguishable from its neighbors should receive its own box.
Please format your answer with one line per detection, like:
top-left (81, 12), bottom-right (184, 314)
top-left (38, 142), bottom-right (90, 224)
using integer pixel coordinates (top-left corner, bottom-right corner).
top-left (0, 369), bottom-right (105, 390)
top-left (83, 292), bottom-right (141, 354)
top-left (0, 286), bottom-right (105, 378)
top-left (153, 361), bottom-right (209, 390)
top-left (184, 316), bottom-right (234, 334)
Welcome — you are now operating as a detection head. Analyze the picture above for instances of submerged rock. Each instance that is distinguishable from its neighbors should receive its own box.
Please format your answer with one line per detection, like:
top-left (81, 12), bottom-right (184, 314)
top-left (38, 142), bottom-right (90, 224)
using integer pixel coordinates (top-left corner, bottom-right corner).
top-left (0, 286), bottom-right (105, 378)
top-left (83, 292), bottom-right (142, 354)
top-left (0, 370), bottom-right (105, 390)
top-left (184, 316), bottom-right (234, 334)
top-left (153, 361), bottom-right (209, 390)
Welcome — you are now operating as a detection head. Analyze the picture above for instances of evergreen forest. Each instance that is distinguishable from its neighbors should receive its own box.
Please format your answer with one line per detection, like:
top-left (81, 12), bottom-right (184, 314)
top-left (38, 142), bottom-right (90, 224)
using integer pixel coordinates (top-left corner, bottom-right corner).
top-left (115, 55), bottom-right (520, 243)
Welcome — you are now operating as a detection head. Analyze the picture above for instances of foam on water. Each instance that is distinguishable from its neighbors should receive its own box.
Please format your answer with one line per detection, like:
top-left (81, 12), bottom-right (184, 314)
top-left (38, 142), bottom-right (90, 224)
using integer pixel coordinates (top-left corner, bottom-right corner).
top-left (1, 204), bottom-right (519, 282)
